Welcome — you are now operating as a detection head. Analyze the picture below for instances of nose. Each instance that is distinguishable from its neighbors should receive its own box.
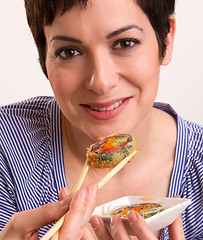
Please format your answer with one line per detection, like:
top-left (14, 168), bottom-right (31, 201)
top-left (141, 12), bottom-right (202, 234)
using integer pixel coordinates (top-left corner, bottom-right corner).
top-left (86, 53), bottom-right (119, 95)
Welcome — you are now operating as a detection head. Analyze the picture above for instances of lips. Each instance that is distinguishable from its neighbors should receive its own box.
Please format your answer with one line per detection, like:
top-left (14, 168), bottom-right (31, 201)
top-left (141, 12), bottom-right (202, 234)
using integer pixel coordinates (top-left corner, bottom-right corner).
top-left (81, 97), bottom-right (131, 120)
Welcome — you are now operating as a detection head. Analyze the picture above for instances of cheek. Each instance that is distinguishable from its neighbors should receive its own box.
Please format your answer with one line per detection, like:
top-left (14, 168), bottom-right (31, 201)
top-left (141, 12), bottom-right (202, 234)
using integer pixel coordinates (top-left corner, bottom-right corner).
top-left (125, 55), bottom-right (160, 88)
top-left (136, 59), bottom-right (160, 100)
top-left (139, 48), bottom-right (160, 85)
top-left (47, 66), bottom-right (82, 100)
top-left (47, 67), bottom-right (83, 121)
top-left (119, 38), bottom-right (160, 89)
top-left (122, 50), bottom-right (161, 107)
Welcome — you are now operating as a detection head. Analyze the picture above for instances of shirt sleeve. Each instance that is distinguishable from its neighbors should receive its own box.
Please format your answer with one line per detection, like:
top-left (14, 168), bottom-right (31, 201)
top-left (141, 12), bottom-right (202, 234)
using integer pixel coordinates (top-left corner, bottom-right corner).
top-left (0, 149), bottom-right (17, 231)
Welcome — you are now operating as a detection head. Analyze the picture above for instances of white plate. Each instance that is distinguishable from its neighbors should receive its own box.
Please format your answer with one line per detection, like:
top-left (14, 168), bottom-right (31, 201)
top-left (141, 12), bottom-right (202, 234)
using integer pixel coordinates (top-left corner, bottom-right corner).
top-left (92, 196), bottom-right (191, 235)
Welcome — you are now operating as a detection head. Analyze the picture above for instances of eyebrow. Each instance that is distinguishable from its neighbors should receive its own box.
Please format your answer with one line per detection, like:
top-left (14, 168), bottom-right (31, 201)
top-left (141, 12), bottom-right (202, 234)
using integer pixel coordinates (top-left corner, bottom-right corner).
top-left (50, 35), bottom-right (82, 44)
top-left (50, 24), bottom-right (143, 44)
top-left (106, 25), bottom-right (143, 39)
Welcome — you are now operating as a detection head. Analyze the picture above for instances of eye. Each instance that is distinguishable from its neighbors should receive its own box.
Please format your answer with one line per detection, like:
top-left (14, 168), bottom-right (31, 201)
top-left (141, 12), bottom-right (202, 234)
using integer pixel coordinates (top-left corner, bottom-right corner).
top-left (55, 47), bottom-right (81, 60)
top-left (113, 38), bottom-right (140, 50)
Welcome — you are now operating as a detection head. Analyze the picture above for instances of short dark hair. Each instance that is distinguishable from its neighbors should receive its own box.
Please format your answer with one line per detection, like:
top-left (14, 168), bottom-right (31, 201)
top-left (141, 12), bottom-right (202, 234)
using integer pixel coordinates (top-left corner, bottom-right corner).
top-left (24, 0), bottom-right (175, 77)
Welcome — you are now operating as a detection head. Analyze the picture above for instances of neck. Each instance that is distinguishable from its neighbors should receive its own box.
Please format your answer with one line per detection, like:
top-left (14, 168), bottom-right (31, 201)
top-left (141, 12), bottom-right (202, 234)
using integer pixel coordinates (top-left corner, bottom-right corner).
top-left (61, 113), bottom-right (94, 161)
top-left (130, 108), bottom-right (156, 153)
top-left (61, 107), bottom-right (158, 167)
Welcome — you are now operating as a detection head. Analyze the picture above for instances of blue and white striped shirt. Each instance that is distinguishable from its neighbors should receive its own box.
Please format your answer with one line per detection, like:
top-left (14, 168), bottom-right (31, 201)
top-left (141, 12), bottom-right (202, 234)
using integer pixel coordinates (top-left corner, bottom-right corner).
top-left (0, 97), bottom-right (202, 239)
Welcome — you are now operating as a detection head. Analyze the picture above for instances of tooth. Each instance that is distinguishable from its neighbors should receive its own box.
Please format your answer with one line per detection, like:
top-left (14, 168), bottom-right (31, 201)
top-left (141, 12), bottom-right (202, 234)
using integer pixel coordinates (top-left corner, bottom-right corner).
top-left (99, 107), bottom-right (106, 112)
top-left (90, 100), bottom-right (123, 112)
top-left (113, 102), bottom-right (119, 108)
top-left (106, 105), bottom-right (113, 111)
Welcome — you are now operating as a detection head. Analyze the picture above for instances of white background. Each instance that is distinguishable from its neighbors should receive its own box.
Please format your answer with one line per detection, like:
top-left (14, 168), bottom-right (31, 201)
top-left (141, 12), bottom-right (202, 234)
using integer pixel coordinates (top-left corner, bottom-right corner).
top-left (0, 0), bottom-right (202, 125)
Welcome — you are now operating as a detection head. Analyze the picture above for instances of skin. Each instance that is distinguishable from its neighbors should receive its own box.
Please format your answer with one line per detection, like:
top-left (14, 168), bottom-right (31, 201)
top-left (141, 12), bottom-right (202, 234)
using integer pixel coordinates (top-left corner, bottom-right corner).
top-left (0, 184), bottom-right (98, 240)
top-left (1, 0), bottom-right (184, 239)
top-left (0, 185), bottom-right (184, 240)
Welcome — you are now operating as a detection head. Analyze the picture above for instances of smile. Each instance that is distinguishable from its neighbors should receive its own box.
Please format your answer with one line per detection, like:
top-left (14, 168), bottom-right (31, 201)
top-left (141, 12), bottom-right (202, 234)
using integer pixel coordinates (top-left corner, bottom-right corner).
top-left (89, 100), bottom-right (123, 112)
top-left (81, 97), bottom-right (132, 121)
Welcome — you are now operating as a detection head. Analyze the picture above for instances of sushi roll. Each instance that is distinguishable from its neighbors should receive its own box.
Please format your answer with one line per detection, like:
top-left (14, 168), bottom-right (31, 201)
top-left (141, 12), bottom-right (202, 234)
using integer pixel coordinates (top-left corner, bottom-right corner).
top-left (87, 133), bottom-right (136, 168)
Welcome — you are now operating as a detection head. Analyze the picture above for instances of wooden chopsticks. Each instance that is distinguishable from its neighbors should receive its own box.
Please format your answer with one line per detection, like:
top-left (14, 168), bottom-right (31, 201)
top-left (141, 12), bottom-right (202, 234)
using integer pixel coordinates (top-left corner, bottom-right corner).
top-left (41, 150), bottom-right (137, 240)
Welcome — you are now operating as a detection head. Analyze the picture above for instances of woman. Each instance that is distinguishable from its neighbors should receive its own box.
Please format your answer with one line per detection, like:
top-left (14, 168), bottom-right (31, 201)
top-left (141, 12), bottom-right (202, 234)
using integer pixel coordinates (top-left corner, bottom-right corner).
top-left (0, 0), bottom-right (202, 239)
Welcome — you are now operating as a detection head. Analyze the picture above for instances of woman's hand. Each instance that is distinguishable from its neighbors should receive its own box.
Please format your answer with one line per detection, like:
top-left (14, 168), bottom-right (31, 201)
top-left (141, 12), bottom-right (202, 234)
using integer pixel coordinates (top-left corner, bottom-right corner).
top-left (0, 188), bottom-right (71, 240)
top-left (91, 210), bottom-right (185, 240)
top-left (0, 184), bottom-right (98, 240)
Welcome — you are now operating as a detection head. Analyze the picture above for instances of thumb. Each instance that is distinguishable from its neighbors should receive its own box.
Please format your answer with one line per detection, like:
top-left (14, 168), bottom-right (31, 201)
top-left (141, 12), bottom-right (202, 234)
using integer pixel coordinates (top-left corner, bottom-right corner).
top-left (15, 194), bottom-right (71, 232)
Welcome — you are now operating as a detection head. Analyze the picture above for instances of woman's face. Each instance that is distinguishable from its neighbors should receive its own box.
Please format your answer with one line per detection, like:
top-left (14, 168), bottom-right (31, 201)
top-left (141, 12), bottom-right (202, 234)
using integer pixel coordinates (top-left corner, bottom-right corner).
top-left (44, 0), bottom-right (170, 140)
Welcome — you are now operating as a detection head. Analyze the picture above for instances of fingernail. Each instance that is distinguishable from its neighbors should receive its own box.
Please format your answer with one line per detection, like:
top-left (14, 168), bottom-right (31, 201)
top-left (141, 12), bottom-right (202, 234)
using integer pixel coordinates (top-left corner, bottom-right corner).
top-left (91, 184), bottom-right (99, 197)
top-left (128, 210), bottom-right (137, 224)
top-left (60, 197), bottom-right (69, 207)
top-left (110, 215), bottom-right (119, 228)
top-left (91, 216), bottom-right (100, 230)
top-left (63, 187), bottom-right (69, 197)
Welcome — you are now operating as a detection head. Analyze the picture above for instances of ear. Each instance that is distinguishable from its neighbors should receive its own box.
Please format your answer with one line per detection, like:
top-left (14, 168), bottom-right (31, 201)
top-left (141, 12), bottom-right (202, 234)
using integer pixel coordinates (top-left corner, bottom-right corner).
top-left (161, 16), bottom-right (176, 66)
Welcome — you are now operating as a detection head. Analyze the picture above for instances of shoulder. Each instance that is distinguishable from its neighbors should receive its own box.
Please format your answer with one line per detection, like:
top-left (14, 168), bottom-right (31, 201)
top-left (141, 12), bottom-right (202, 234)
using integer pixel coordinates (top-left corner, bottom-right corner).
top-left (0, 96), bottom-right (56, 132)
top-left (154, 102), bottom-right (202, 158)
top-left (0, 96), bottom-right (54, 121)
top-left (0, 97), bottom-right (60, 221)
top-left (0, 96), bottom-right (56, 156)
top-left (179, 117), bottom-right (203, 163)
top-left (174, 115), bottom-right (203, 183)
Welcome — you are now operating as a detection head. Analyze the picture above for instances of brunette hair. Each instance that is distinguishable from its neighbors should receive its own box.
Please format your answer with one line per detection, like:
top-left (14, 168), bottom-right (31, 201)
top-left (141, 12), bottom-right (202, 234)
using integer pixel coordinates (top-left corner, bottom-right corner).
top-left (24, 0), bottom-right (175, 77)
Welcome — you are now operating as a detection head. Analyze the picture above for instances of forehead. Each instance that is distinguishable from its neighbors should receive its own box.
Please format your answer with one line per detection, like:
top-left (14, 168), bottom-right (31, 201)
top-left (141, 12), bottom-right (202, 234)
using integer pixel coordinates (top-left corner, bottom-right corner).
top-left (45, 0), bottom-right (151, 35)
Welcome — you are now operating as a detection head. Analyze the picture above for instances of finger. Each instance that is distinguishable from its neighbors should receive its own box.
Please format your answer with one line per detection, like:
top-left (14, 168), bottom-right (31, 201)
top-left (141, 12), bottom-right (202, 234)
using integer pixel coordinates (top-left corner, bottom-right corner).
top-left (128, 211), bottom-right (157, 240)
top-left (91, 215), bottom-right (113, 240)
top-left (29, 230), bottom-right (39, 240)
top-left (168, 215), bottom-right (185, 240)
top-left (84, 184), bottom-right (99, 220)
top-left (59, 187), bottom-right (70, 202)
top-left (110, 215), bottom-right (131, 240)
top-left (59, 188), bottom-right (88, 239)
top-left (81, 223), bottom-right (98, 239)
top-left (59, 184), bottom-right (98, 239)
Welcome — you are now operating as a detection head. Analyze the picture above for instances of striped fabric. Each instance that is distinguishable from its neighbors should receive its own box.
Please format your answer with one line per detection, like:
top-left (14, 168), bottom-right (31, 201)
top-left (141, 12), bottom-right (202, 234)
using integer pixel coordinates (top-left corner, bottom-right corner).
top-left (0, 97), bottom-right (202, 239)
top-left (153, 103), bottom-right (203, 239)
